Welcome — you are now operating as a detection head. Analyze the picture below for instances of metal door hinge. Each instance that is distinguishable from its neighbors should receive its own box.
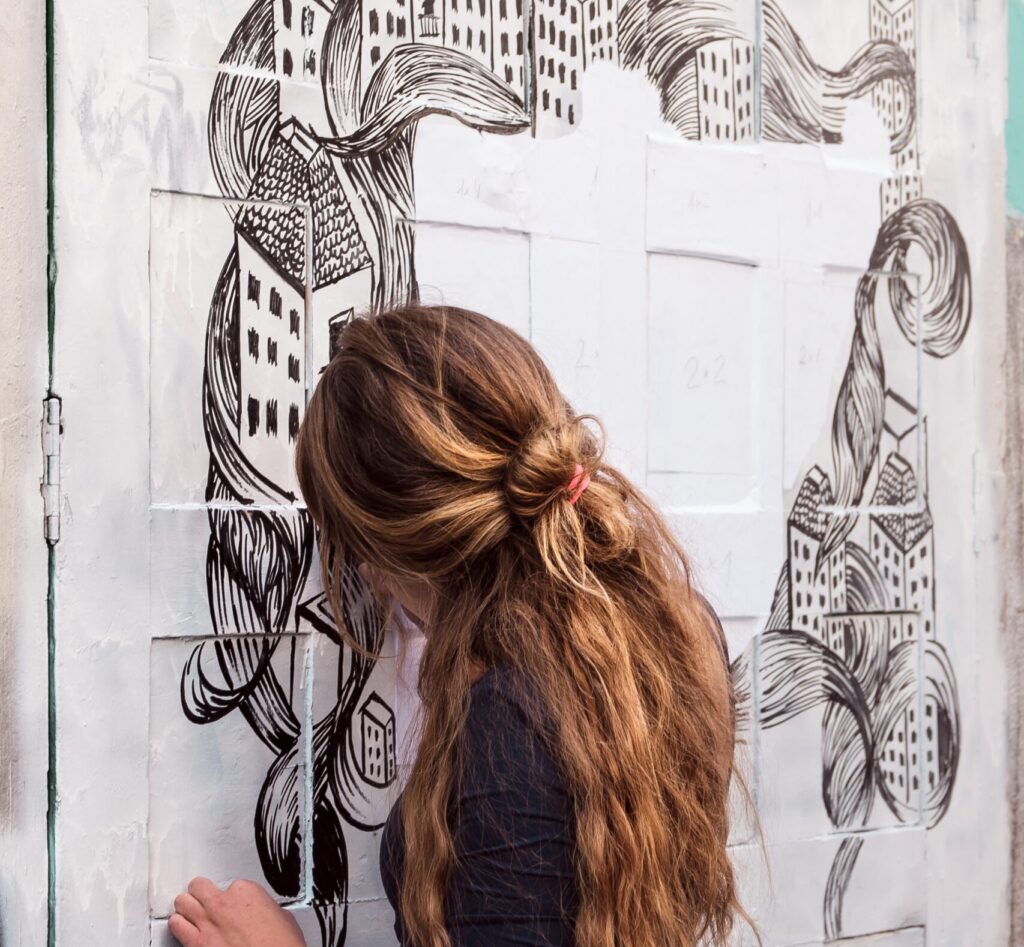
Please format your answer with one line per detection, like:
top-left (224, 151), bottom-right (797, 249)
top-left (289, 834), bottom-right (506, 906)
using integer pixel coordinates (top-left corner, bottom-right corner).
top-left (41, 396), bottom-right (62, 545)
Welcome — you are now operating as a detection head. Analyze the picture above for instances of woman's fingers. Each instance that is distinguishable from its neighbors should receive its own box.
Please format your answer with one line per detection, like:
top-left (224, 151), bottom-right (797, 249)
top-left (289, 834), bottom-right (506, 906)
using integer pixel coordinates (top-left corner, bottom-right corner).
top-left (167, 912), bottom-right (200, 947)
top-left (187, 875), bottom-right (222, 910)
top-left (173, 891), bottom-right (206, 926)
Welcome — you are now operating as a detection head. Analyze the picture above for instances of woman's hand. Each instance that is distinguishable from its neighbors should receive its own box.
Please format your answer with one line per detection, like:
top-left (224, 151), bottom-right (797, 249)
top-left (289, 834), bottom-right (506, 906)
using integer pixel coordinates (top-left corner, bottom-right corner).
top-left (168, 877), bottom-right (306, 947)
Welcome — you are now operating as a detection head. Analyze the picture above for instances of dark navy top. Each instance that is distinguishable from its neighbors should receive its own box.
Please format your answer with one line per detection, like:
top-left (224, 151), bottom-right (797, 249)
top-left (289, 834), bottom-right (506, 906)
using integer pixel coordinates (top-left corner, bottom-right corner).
top-left (379, 666), bottom-right (578, 945)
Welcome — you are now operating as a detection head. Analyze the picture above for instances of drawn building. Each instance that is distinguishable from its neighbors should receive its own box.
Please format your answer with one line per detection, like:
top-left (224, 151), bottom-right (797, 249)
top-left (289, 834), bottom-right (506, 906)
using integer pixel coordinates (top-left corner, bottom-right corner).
top-left (582, 0), bottom-right (618, 66)
top-left (533, 0), bottom-right (585, 134)
top-left (235, 119), bottom-right (374, 493)
top-left (868, 452), bottom-right (935, 632)
top-left (879, 698), bottom-right (919, 808)
top-left (274, 0), bottom-right (334, 133)
top-left (870, 0), bottom-right (921, 216)
top-left (676, 38), bottom-right (755, 143)
top-left (788, 466), bottom-right (846, 640)
top-left (359, 691), bottom-right (397, 787)
top-left (361, 0), bottom-right (415, 89)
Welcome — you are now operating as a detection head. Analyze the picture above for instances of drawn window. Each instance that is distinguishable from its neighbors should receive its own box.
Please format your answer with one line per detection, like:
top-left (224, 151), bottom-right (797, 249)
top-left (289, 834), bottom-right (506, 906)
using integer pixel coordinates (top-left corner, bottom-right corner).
top-left (247, 397), bottom-right (260, 437)
top-left (302, 6), bottom-right (314, 35)
top-left (247, 327), bottom-right (259, 361)
top-left (549, 20), bottom-right (555, 42)
top-left (570, 68), bottom-right (576, 89)
top-left (570, 5), bottom-right (576, 23)
top-left (387, 11), bottom-right (394, 34)
top-left (268, 338), bottom-right (278, 366)
top-left (568, 103), bottom-right (574, 124)
top-left (548, 58), bottom-right (554, 77)
top-left (559, 29), bottom-right (565, 51)
top-left (542, 89), bottom-right (550, 110)
top-left (700, 51), bottom-right (705, 68)
top-left (540, 54), bottom-right (545, 72)
top-left (289, 403), bottom-right (300, 442)
top-left (735, 47), bottom-right (740, 64)
top-left (570, 36), bottom-right (576, 57)
top-left (516, 0), bottom-right (522, 16)
top-left (500, 0), bottom-right (506, 15)
top-left (923, 575), bottom-right (929, 589)
top-left (282, 0), bottom-right (292, 28)
top-left (269, 287), bottom-right (282, 318)
top-left (711, 52), bottom-right (716, 71)
top-left (539, 13), bottom-right (545, 33)
top-left (724, 90), bottom-right (729, 108)
top-left (501, 34), bottom-right (509, 54)
top-left (369, 9), bottom-right (379, 32)
top-left (371, 45), bottom-right (381, 64)
top-left (516, 32), bottom-right (523, 53)
top-left (397, 17), bottom-right (406, 36)
top-left (329, 309), bottom-right (354, 360)
top-left (282, 48), bottom-right (293, 76)
top-left (290, 309), bottom-right (301, 338)
top-left (921, 546), bottom-right (927, 558)
top-left (505, 64), bottom-right (513, 82)
top-left (559, 0), bottom-right (565, 14)
top-left (745, 45), bottom-right (751, 63)
top-left (452, 26), bottom-right (459, 44)
top-left (452, 0), bottom-right (456, 9)
top-left (479, 0), bottom-right (485, 13)
top-left (559, 63), bottom-right (565, 82)
top-left (304, 49), bottom-right (316, 75)
top-left (803, 543), bottom-right (810, 561)
top-left (288, 354), bottom-right (301, 383)
top-left (555, 97), bottom-right (561, 117)
top-left (266, 399), bottom-right (278, 438)
top-left (248, 272), bottom-right (261, 305)
top-left (480, 30), bottom-right (486, 52)
top-left (590, 27), bottom-right (596, 43)
top-left (467, 27), bottom-right (473, 48)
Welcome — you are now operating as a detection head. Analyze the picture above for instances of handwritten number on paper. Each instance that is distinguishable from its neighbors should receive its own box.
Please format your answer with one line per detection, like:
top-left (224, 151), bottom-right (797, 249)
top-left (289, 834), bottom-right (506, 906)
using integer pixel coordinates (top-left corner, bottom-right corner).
top-left (684, 355), bottom-right (726, 390)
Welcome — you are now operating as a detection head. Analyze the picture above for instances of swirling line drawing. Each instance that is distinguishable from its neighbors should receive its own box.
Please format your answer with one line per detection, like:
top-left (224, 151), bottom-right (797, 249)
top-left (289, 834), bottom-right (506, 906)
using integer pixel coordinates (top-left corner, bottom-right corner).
top-left (177, 0), bottom-right (968, 943)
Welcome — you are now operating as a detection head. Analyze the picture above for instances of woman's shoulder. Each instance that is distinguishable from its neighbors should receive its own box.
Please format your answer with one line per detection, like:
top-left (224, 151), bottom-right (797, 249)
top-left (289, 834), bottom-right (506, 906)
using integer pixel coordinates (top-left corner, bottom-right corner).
top-left (461, 664), bottom-right (563, 789)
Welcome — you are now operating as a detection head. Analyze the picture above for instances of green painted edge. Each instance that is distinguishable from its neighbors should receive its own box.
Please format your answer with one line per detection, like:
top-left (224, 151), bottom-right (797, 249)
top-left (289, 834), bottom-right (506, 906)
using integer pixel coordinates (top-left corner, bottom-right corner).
top-left (45, 0), bottom-right (57, 938)
top-left (1009, 0), bottom-right (1024, 214)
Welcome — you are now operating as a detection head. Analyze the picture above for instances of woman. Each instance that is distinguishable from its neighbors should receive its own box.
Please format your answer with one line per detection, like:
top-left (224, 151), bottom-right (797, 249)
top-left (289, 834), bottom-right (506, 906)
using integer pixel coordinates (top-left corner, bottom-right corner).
top-left (170, 304), bottom-right (744, 947)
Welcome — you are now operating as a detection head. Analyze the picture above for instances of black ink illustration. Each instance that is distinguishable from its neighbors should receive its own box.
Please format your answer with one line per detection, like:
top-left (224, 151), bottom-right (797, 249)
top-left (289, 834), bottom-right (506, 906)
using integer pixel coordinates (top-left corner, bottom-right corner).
top-left (178, 0), bottom-right (968, 942)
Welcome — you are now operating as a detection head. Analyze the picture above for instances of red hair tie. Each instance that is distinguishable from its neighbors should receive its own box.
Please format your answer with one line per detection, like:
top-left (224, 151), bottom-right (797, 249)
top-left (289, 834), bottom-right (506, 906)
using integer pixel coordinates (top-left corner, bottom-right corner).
top-left (566, 464), bottom-right (591, 505)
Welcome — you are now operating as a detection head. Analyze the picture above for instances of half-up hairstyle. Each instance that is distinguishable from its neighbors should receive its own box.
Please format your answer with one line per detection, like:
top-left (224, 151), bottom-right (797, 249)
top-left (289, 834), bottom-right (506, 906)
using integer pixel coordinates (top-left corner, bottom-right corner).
top-left (295, 304), bottom-right (745, 947)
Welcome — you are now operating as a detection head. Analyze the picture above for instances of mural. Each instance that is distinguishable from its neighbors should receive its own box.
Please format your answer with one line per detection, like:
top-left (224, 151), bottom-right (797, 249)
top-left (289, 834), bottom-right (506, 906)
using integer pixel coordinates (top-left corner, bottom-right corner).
top-left (176, 0), bottom-right (970, 942)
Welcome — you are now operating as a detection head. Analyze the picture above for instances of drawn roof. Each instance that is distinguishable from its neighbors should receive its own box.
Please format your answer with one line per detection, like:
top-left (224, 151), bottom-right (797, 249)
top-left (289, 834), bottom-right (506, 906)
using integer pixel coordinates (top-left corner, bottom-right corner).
top-left (237, 120), bottom-right (372, 291)
top-left (883, 388), bottom-right (918, 443)
top-left (869, 452), bottom-right (933, 550)
top-left (789, 465), bottom-right (833, 541)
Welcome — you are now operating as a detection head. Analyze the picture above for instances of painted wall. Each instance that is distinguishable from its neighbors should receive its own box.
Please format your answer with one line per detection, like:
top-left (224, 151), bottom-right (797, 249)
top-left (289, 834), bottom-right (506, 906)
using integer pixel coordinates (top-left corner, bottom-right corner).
top-left (37, 0), bottom-right (1010, 944)
top-left (0, 1), bottom-right (53, 945)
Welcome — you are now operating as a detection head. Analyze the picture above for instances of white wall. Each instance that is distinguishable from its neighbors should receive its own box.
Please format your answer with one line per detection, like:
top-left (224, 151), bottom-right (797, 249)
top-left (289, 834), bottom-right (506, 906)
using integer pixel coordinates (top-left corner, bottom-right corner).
top-left (41, 0), bottom-right (1011, 944)
top-left (0, 1), bottom-right (52, 945)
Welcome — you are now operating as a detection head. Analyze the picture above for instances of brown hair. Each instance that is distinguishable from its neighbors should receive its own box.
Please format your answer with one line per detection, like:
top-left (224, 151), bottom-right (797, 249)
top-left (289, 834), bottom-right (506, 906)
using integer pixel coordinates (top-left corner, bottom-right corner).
top-left (296, 304), bottom-right (745, 947)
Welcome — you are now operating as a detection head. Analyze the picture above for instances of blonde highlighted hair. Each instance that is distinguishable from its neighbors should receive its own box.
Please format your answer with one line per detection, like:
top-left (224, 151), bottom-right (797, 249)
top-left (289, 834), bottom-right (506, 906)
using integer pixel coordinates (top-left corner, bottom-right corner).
top-left (296, 304), bottom-right (745, 947)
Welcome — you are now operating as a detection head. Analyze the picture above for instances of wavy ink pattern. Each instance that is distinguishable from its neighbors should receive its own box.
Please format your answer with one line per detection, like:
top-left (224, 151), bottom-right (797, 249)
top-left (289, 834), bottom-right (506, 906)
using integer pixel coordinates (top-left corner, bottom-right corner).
top-left (179, 0), bottom-right (968, 942)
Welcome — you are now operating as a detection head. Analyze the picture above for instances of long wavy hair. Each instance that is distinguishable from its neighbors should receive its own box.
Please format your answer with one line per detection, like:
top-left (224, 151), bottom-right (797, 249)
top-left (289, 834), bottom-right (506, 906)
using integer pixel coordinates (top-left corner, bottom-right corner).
top-left (295, 303), bottom-right (745, 947)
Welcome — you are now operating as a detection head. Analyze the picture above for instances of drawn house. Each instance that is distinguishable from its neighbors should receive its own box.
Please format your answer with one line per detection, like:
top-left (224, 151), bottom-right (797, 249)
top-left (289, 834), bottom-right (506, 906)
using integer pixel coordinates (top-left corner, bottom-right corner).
top-left (788, 466), bottom-right (845, 640)
top-left (362, 0), bottom-right (414, 86)
top-left (359, 692), bottom-right (397, 787)
top-left (676, 38), bottom-right (755, 143)
top-left (582, 0), bottom-right (618, 66)
top-left (235, 119), bottom-right (374, 493)
top-left (274, 0), bottom-right (334, 133)
top-left (533, 0), bottom-right (585, 133)
top-left (870, 0), bottom-right (921, 215)
top-left (868, 452), bottom-right (935, 631)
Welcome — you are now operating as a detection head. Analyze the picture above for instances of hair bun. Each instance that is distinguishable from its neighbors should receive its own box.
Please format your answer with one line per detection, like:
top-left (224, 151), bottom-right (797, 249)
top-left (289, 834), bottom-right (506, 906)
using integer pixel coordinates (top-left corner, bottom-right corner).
top-left (504, 415), bottom-right (601, 523)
